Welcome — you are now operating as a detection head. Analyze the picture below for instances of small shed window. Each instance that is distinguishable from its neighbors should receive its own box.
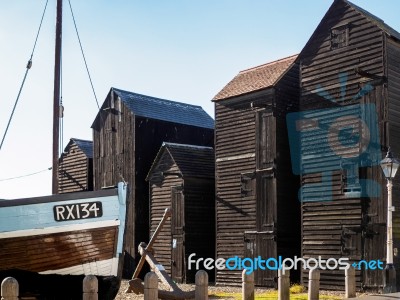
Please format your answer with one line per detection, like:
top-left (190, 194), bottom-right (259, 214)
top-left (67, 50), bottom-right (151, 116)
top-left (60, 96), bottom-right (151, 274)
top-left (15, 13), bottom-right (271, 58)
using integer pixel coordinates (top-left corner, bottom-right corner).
top-left (341, 160), bottom-right (361, 197)
top-left (331, 24), bottom-right (349, 50)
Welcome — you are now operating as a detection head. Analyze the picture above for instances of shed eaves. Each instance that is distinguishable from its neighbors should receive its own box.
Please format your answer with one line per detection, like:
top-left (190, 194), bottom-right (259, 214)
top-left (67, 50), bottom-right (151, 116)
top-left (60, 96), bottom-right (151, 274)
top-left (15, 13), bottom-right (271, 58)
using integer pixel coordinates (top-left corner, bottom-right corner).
top-left (147, 142), bottom-right (214, 180)
top-left (71, 138), bottom-right (93, 158)
top-left (213, 54), bottom-right (298, 101)
top-left (346, 0), bottom-right (400, 41)
top-left (113, 88), bottom-right (214, 129)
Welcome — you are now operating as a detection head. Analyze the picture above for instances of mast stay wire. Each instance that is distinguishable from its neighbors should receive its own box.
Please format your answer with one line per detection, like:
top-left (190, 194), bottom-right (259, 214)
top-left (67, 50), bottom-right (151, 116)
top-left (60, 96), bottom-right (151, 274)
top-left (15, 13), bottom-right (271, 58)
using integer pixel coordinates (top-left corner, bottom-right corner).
top-left (68, 0), bottom-right (100, 110)
top-left (0, 0), bottom-right (49, 151)
top-left (59, 50), bottom-right (64, 176)
top-left (68, 1), bottom-right (123, 181)
top-left (0, 167), bottom-right (52, 182)
top-left (60, 47), bottom-right (64, 156)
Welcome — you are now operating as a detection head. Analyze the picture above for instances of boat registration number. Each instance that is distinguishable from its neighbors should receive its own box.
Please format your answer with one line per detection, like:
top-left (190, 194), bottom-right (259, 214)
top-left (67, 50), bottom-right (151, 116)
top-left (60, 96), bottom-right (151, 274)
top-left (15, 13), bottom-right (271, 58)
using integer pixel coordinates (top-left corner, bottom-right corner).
top-left (53, 201), bottom-right (103, 221)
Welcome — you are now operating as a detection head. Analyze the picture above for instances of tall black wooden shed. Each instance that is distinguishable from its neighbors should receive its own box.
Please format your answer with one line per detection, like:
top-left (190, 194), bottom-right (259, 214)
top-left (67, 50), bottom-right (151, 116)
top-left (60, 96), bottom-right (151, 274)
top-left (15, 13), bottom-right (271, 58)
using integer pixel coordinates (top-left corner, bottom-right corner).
top-left (91, 88), bottom-right (214, 277)
top-left (147, 142), bottom-right (215, 283)
top-left (213, 55), bottom-right (300, 286)
top-left (58, 138), bottom-right (93, 194)
top-left (296, 0), bottom-right (400, 291)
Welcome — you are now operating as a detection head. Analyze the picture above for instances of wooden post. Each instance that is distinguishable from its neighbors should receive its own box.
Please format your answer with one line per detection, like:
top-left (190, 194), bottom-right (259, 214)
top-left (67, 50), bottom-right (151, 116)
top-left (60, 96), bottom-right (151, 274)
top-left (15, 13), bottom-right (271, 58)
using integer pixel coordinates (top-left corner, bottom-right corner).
top-left (83, 275), bottom-right (98, 300)
top-left (278, 268), bottom-right (290, 300)
top-left (52, 0), bottom-right (63, 194)
top-left (345, 267), bottom-right (356, 298)
top-left (242, 269), bottom-right (254, 300)
top-left (308, 269), bottom-right (320, 300)
top-left (1, 277), bottom-right (18, 300)
top-left (195, 270), bottom-right (208, 300)
top-left (144, 272), bottom-right (158, 300)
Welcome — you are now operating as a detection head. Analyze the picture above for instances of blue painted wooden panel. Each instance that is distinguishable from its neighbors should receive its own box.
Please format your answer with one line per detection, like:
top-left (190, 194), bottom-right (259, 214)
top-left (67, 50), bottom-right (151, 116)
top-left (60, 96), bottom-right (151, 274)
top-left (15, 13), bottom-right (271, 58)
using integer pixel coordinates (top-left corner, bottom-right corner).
top-left (0, 195), bottom-right (120, 233)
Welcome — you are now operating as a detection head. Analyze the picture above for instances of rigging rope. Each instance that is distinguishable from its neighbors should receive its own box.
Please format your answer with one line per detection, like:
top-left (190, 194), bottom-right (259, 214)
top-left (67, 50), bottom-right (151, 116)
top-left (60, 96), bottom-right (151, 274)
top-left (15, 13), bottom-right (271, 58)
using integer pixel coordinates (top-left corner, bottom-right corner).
top-left (60, 50), bottom-right (64, 157)
top-left (0, 167), bottom-right (52, 182)
top-left (0, 0), bottom-right (49, 152)
top-left (68, 0), bottom-right (100, 109)
top-left (59, 54), bottom-right (64, 179)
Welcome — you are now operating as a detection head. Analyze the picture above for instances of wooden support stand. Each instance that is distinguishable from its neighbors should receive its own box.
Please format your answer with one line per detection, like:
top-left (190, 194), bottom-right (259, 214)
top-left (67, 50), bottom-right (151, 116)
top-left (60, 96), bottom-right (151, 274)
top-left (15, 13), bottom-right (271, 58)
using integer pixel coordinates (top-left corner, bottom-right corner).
top-left (126, 207), bottom-right (196, 299)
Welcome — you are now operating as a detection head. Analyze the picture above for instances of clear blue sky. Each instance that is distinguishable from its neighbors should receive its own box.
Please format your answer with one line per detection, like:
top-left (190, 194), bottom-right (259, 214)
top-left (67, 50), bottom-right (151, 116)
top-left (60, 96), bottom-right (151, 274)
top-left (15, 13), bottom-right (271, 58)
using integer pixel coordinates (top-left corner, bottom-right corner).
top-left (0, 0), bottom-right (399, 198)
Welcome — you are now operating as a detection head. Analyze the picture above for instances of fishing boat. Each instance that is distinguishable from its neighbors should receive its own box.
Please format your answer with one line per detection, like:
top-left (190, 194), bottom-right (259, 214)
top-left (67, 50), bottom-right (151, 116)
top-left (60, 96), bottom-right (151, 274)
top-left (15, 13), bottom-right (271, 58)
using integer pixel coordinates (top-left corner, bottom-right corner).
top-left (0, 183), bottom-right (127, 298)
top-left (0, 1), bottom-right (129, 299)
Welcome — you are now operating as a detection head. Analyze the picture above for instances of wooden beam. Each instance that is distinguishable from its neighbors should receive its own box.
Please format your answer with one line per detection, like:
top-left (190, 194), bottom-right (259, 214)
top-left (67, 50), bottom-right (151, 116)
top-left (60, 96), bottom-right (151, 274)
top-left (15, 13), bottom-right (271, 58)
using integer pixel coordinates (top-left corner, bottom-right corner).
top-left (132, 208), bottom-right (171, 279)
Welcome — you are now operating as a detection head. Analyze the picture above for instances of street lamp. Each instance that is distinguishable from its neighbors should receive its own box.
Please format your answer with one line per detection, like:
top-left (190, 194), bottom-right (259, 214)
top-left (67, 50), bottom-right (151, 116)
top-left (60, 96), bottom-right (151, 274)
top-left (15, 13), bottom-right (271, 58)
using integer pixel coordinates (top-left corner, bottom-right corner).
top-left (380, 147), bottom-right (399, 293)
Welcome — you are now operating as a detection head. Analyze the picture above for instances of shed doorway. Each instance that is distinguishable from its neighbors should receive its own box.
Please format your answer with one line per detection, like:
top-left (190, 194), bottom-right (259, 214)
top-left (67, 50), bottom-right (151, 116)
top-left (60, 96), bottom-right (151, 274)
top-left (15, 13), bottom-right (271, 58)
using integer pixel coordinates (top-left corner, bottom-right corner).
top-left (171, 186), bottom-right (184, 283)
top-left (244, 169), bottom-right (277, 286)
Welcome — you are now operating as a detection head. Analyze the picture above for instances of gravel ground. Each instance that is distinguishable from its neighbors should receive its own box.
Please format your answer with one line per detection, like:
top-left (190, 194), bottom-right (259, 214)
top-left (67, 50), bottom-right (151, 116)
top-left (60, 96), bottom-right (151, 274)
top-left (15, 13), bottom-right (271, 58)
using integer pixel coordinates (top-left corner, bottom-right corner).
top-left (115, 280), bottom-right (272, 300)
top-left (114, 280), bottom-right (351, 300)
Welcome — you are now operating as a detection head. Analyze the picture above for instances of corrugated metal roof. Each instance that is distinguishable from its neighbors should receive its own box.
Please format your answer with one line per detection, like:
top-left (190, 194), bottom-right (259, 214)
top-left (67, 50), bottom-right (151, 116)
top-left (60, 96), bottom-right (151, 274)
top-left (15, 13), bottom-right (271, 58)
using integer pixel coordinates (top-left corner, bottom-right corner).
top-left (346, 0), bottom-right (400, 41)
top-left (147, 142), bottom-right (214, 180)
top-left (113, 88), bottom-right (214, 129)
top-left (71, 138), bottom-right (93, 158)
top-left (213, 54), bottom-right (298, 101)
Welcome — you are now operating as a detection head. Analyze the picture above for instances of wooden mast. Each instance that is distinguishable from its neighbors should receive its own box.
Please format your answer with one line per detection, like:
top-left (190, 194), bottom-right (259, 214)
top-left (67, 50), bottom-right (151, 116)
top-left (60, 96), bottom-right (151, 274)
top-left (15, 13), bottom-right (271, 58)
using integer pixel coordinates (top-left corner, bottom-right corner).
top-left (52, 0), bottom-right (62, 194)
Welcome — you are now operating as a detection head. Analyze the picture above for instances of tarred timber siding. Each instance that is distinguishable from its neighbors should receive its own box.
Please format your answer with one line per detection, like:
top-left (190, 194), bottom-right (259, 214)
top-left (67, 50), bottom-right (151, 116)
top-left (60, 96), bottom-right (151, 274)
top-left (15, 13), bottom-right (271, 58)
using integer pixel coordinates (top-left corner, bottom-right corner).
top-left (59, 143), bottom-right (92, 193)
top-left (298, 0), bottom-right (391, 291)
top-left (215, 99), bottom-right (257, 285)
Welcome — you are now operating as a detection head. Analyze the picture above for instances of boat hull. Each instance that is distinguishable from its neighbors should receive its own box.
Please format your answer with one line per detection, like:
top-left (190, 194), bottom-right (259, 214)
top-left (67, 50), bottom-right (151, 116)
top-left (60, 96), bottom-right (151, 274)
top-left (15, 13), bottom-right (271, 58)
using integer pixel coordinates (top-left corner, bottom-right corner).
top-left (0, 183), bottom-right (127, 298)
top-left (1, 224), bottom-right (119, 276)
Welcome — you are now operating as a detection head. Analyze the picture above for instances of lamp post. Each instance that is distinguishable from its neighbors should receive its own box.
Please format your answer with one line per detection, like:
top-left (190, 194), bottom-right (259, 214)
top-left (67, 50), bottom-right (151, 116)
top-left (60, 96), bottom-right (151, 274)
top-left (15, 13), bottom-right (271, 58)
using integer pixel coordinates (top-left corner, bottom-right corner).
top-left (380, 147), bottom-right (399, 293)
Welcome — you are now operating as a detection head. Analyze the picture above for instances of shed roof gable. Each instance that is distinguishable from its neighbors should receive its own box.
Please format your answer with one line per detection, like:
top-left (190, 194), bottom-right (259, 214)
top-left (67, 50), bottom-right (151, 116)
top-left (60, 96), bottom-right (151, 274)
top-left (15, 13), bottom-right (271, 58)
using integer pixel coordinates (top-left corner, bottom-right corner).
top-left (62, 138), bottom-right (93, 159)
top-left (300, 0), bottom-right (400, 59)
top-left (113, 88), bottom-right (214, 129)
top-left (345, 0), bottom-right (400, 40)
top-left (213, 54), bottom-right (298, 101)
top-left (72, 138), bottom-right (93, 158)
top-left (147, 142), bottom-right (214, 180)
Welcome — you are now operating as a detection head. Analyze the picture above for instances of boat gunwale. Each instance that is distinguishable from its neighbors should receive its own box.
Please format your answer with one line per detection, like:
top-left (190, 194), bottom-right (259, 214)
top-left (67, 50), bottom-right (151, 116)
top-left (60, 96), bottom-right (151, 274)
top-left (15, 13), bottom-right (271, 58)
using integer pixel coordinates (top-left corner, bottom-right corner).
top-left (0, 188), bottom-right (118, 207)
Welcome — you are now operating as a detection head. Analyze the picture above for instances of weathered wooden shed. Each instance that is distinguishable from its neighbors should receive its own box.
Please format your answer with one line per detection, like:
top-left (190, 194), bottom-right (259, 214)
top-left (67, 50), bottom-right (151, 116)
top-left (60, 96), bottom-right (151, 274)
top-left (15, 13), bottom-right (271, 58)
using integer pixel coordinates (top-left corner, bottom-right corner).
top-left (213, 55), bottom-right (300, 286)
top-left (146, 142), bottom-right (215, 283)
top-left (296, 0), bottom-right (400, 291)
top-left (91, 88), bottom-right (214, 277)
top-left (58, 138), bottom-right (93, 194)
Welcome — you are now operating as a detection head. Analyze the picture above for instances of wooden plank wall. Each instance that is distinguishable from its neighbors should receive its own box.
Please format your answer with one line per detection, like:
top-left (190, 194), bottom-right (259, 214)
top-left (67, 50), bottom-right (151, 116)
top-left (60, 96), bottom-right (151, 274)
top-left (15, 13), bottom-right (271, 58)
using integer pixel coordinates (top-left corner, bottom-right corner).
top-left (149, 152), bottom-right (183, 277)
top-left (93, 90), bottom-right (214, 277)
top-left (134, 117), bottom-right (214, 266)
top-left (215, 61), bottom-right (300, 286)
top-left (92, 92), bottom-right (136, 277)
top-left (299, 0), bottom-right (385, 290)
top-left (215, 99), bottom-right (258, 285)
top-left (58, 143), bottom-right (90, 194)
top-left (301, 3), bottom-right (383, 109)
top-left (149, 172), bottom-right (215, 282)
top-left (387, 36), bottom-right (400, 289)
top-left (360, 85), bottom-right (386, 290)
